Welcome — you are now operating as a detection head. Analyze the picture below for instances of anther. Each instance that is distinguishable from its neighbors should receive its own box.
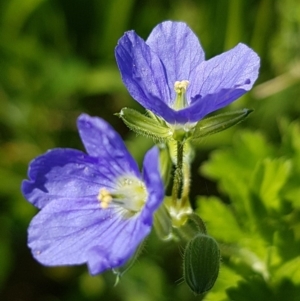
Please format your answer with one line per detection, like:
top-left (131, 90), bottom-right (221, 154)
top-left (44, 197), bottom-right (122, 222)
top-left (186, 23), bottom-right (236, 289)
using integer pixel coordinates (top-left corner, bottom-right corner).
top-left (97, 188), bottom-right (113, 209)
top-left (173, 80), bottom-right (190, 110)
top-left (174, 80), bottom-right (190, 94)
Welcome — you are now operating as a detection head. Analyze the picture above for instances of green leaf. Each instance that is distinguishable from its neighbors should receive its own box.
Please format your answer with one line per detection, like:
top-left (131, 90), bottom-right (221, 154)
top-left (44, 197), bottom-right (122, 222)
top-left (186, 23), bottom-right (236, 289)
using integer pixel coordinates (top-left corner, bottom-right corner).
top-left (227, 277), bottom-right (300, 301)
top-left (226, 276), bottom-right (273, 301)
top-left (200, 130), bottom-right (276, 220)
top-left (250, 158), bottom-right (291, 210)
top-left (280, 119), bottom-right (300, 155)
top-left (274, 257), bottom-right (300, 285)
top-left (204, 265), bottom-right (242, 301)
top-left (279, 119), bottom-right (300, 175)
top-left (201, 131), bottom-right (275, 182)
top-left (196, 196), bottom-right (244, 243)
top-left (284, 187), bottom-right (300, 208)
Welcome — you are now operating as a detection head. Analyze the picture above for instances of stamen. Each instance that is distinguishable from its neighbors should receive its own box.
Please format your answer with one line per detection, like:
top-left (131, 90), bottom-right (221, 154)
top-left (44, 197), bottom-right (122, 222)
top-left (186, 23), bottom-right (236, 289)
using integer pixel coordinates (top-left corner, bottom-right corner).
top-left (97, 188), bottom-right (113, 209)
top-left (174, 80), bottom-right (190, 94)
top-left (173, 80), bottom-right (190, 110)
top-left (96, 176), bottom-right (148, 214)
top-left (116, 177), bottom-right (148, 212)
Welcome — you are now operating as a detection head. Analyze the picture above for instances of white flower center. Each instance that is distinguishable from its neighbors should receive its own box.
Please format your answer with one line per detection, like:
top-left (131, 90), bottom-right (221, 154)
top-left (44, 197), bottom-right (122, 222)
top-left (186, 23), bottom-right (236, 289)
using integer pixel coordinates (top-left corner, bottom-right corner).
top-left (97, 176), bottom-right (148, 213)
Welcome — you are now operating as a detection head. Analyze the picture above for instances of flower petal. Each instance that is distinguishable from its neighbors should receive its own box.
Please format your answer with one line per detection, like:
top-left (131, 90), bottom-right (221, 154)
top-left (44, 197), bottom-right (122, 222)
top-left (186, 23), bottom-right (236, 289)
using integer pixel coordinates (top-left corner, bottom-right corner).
top-left (142, 147), bottom-right (164, 219)
top-left (184, 43), bottom-right (260, 121)
top-left (22, 149), bottom-right (117, 209)
top-left (115, 31), bottom-right (179, 121)
top-left (28, 197), bottom-right (150, 275)
top-left (77, 114), bottom-right (140, 177)
top-left (146, 21), bottom-right (205, 96)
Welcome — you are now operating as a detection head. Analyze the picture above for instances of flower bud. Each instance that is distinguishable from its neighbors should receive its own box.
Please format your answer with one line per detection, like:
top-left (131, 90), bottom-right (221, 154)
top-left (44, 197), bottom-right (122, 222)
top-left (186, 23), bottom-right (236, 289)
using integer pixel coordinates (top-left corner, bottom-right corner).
top-left (183, 234), bottom-right (220, 294)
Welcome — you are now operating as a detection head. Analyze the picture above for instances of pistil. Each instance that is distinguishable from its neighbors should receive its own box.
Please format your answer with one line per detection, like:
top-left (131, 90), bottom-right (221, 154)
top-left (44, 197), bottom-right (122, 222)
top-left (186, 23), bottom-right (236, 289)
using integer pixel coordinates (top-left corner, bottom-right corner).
top-left (173, 80), bottom-right (189, 110)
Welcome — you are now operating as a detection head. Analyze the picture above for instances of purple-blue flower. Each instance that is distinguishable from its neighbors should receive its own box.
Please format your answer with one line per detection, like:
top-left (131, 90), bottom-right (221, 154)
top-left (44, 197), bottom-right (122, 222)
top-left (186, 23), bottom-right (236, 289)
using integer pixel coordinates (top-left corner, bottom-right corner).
top-left (21, 114), bottom-right (164, 275)
top-left (115, 21), bottom-right (260, 125)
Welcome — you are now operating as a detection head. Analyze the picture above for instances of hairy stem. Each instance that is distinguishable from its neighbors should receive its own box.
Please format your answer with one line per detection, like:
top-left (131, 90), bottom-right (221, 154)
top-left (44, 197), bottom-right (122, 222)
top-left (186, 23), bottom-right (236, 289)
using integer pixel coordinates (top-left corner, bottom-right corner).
top-left (172, 141), bottom-right (184, 203)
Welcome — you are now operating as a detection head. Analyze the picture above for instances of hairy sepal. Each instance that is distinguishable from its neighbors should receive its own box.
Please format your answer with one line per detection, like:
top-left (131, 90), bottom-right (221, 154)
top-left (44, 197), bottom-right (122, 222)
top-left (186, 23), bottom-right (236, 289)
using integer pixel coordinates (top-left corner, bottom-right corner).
top-left (117, 108), bottom-right (173, 142)
top-left (191, 109), bottom-right (253, 141)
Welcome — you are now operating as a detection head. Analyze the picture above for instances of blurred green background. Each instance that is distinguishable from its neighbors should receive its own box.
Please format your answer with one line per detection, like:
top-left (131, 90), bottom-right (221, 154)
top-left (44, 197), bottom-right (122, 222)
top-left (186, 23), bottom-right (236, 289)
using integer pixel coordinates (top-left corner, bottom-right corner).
top-left (1, 0), bottom-right (300, 300)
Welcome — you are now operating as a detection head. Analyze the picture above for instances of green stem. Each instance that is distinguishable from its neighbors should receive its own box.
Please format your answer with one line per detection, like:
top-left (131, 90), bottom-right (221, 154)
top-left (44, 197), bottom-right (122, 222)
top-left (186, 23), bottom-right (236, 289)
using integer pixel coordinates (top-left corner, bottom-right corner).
top-left (168, 141), bottom-right (194, 228)
top-left (171, 141), bottom-right (184, 203)
top-left (181, 161), bottom-right (191, 208)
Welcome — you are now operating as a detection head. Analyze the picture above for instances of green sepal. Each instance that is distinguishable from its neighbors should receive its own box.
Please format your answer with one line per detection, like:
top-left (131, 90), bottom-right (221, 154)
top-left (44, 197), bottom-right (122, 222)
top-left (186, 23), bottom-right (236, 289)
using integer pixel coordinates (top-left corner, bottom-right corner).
top-left (158, 143), bottom-right (172, 188)
top-left (191, 108), bottom-right (253, 141)
top-left (153, 202), bottom-right (173, 241)
top-left (183, 234), bottom-right (220, 295)
top-left (116, 108), bottom-right (173, 141)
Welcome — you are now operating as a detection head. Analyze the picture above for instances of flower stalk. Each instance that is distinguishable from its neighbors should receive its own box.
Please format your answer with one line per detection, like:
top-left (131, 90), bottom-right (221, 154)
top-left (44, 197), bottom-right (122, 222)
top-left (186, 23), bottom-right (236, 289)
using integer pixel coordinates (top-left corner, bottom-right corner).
top-left (171, 141), bottom-right (184, 202)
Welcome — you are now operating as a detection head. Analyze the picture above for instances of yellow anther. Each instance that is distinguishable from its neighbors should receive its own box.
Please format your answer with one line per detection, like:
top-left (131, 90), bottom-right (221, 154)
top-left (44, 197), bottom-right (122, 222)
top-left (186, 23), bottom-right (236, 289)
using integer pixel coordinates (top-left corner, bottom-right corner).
top-left (96, 176), bottom-right (148, 215)
top-left (174, 80), bottom-right (190, 94)
top-left (97, 188), bottom-right (113, 209)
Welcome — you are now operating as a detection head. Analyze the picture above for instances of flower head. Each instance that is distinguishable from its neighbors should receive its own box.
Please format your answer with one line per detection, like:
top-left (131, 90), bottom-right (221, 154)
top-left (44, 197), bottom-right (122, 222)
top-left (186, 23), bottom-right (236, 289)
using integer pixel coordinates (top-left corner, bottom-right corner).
top-left (21, 114), bottom-right (164, 275)
top-left (115, 21), bottom-right (260, 125)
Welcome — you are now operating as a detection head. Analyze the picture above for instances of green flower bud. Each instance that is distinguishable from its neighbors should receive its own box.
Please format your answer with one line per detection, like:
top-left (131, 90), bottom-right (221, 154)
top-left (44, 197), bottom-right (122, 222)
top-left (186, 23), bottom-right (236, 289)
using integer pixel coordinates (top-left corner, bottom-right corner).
top-left (116, 108), bottom-right (173, 141)
top-left (183, 234), bottom-right (220, 294)
top-left (191, 108), bottom-right (253, 141)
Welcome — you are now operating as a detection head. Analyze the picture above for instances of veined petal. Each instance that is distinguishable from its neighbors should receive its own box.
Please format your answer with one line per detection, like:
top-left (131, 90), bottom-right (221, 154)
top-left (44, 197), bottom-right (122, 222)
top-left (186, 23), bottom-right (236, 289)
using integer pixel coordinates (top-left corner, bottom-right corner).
top-left (146, 21), bottom-right (205, 97)
top-left (77, 114), bottom-right (140, 177)
top-left (28, 197), bottom-right (150, 275)
top-left (115, 30), bottom-right (179, 122)
top-left (181, 88), bottom-right (248, 123)
top-left (21, 149), bottom-right (116, 209)
top-left (115, 22), bottom-right (260, 125)
top-left (141, 147), bottom-right (164, 219)
top-left (187, 43), bottom-right (260, 118)
top-left (22, 113), bottom-right (165, 276)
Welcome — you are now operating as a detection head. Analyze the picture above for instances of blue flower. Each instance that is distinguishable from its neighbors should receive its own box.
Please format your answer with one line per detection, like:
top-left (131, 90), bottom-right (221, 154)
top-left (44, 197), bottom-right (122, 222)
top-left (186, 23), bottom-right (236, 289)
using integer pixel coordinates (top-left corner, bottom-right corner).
top-left (115, 21), bottom-right (260, 125)
top-left (21, 114), bottom-right (164, 275)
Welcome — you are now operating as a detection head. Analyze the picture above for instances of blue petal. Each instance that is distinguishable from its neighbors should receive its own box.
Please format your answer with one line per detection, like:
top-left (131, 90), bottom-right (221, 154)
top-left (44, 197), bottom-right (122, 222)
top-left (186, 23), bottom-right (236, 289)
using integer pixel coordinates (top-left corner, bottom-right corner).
top-left (115, 22), bottom-right (260, 125)
top-left (182, 43), bottom-right (260, 122)
top-left (77, 114), bottom-right (140, 177)
top-left (22, 149), bottom-right (117, 209)
top-left (28, 197), bottom-right (151, 275)
top-left (141, 146), bottom-right (164, 225)
top-left (115, 31), bottom-right (179, 121)
top-left (146, 21), bottom-right (205, 98)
